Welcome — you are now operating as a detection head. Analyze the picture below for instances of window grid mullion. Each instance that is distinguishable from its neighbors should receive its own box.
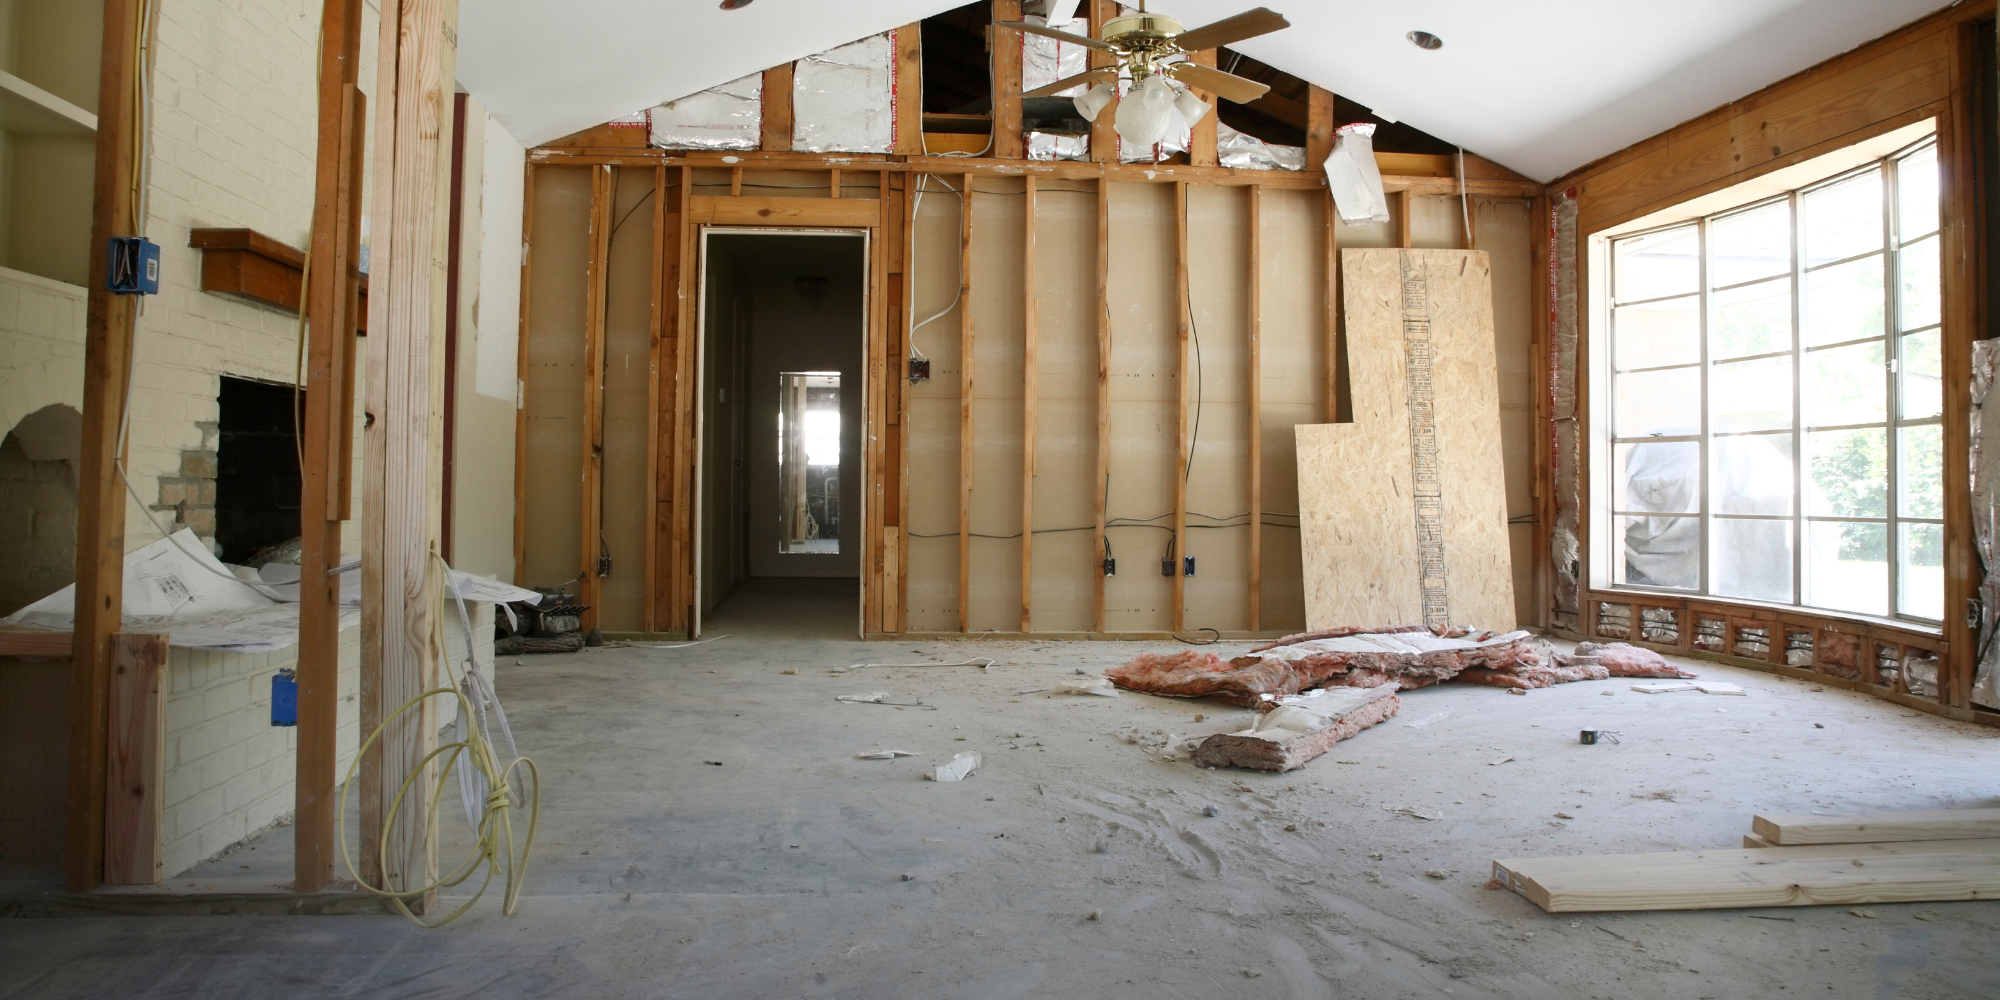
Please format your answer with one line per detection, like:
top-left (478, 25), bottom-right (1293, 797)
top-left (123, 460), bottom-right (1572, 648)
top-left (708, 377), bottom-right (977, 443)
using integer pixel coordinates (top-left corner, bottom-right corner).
top-left (1699, 216), bottom-right (1712, 597)
top-left (1790, 188), bottom-right (1805, 608)
top-left (1885, 154), bottom-right (1902, 617)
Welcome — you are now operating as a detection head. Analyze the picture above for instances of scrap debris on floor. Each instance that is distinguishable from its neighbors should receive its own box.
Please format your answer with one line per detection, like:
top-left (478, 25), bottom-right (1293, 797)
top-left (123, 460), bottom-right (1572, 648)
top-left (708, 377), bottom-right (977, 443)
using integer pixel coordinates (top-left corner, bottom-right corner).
top-left (1097, 628), bottom-right (1703, 770)
top-left (1492, 808), bottom-right (2000, 913)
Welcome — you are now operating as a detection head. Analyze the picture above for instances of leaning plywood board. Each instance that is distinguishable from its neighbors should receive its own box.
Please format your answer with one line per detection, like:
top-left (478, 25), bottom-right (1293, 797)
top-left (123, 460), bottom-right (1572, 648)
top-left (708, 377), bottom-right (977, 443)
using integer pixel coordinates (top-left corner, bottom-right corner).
top-left (1299, 249), bottom-right (1514, 631)
top-left (1752, 809), bottom-right (2000, 846)
top-left (1493, 846), bottom-right (2000, 913)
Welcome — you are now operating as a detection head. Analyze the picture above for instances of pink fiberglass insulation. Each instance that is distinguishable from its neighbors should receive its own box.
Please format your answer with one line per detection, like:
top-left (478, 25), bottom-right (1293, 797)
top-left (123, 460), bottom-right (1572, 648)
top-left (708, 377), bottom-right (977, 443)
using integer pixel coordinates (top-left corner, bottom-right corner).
top-left (1106, 626), bottom-right (1548, 707)
top-left (1559, 641), bottom-right (1697, 678)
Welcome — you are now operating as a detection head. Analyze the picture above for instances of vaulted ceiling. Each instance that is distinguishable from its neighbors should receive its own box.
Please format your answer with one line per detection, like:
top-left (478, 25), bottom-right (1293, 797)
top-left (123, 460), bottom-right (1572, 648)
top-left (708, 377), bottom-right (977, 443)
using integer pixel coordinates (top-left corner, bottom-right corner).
top-left (458, 0), bottom-right (1961, 181)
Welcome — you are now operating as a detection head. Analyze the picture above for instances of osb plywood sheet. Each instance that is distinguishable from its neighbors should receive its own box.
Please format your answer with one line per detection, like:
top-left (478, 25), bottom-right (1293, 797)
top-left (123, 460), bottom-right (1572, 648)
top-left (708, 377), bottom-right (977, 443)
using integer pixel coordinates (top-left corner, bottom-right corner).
top-left (1301, 248), bottom-right (1514, 631)
top-left (521, 166), bottom-right (590, 590)
top-left (597, 170), bottom-right (656, 630)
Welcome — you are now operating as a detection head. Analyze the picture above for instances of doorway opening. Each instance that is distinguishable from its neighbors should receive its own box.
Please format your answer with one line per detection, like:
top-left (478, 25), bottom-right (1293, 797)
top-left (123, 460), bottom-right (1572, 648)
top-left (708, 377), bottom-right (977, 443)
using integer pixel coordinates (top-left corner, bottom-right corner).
top-left (697, 229), bottom-right (868, 635)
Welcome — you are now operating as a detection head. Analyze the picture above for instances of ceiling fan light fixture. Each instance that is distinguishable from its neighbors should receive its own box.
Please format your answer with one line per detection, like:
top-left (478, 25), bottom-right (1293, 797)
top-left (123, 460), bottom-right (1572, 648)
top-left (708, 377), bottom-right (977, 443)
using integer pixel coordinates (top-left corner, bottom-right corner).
top-left (1173, 88), bottom-right (1210, 127)
top-left (1406, 30), bottom-right (1442, 50)
top-left (1114, 73), bottom-right (1178, 149)
top-left (1074, 82), bottom-right (1116, 123)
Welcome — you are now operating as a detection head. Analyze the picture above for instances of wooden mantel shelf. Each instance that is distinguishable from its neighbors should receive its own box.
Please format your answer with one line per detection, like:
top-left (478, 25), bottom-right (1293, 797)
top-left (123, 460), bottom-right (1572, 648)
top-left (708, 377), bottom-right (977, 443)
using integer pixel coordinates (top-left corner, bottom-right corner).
top-left (188, 228), bottom-right (369, 333)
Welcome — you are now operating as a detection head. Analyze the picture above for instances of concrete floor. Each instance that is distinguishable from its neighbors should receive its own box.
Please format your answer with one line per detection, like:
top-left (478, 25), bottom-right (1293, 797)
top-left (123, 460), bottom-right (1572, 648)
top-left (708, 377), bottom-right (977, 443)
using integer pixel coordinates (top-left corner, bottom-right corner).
top-left (5, 578), bottom-right (2000, 998)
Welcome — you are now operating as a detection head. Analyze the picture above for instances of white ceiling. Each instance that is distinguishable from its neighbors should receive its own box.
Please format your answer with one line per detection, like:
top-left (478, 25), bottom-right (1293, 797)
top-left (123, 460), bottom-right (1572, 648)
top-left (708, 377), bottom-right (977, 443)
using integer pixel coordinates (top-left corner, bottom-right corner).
top-left (458, 0), bottom-right (1961, 181)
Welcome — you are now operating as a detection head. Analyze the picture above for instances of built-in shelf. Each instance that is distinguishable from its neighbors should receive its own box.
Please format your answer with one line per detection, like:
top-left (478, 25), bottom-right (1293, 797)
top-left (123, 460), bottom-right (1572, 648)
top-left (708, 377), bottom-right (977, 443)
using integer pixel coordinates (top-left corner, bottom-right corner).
top-left (189, 228), bottom-right (370, 334)
top-left (0, 68), bottom-right (94, 135)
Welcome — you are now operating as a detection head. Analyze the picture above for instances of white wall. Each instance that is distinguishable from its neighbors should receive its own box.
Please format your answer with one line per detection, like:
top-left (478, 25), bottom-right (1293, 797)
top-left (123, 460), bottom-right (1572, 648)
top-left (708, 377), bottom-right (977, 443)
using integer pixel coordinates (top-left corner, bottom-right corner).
top-left (450, 95), bottom-right (524, 582)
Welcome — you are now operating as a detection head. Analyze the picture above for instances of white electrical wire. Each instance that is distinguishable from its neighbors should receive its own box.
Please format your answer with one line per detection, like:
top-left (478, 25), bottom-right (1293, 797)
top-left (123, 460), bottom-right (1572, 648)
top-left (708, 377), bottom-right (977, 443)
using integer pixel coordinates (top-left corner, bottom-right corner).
top-left (337, 551), bottom-right (541, 929)
top-left (1456, 147), bottom-right (1471, 248)
top-left (906, 173), bottom-right (968, 363)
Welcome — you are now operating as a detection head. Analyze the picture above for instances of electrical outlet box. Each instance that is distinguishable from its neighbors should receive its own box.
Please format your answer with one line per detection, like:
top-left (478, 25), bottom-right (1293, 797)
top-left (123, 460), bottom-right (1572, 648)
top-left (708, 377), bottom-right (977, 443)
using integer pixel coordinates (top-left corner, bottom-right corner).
top-left (909, 358), bottom-right (932, 382)
top-left (107, 237), bottom-right (160, 295)
top-left (1183, 555), bottom-right (1196, 577)
top-left (1161, 555), bottom-right (1176, 577)
top-left (271, 669), bottom-right (298, 727)
top-left (1102, 557), bottom-right (1115, 576)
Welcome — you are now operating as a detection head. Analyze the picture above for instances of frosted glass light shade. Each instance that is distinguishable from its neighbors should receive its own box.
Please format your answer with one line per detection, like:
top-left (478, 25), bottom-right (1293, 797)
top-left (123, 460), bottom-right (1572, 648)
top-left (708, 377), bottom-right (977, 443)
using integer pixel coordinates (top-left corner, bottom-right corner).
top-left (1114, 74), bottom-right (1177, 149)
top-left (1074, 82), bottom-right (1115, 123)
top-left (1173, 89), bottom-right (1210, 126)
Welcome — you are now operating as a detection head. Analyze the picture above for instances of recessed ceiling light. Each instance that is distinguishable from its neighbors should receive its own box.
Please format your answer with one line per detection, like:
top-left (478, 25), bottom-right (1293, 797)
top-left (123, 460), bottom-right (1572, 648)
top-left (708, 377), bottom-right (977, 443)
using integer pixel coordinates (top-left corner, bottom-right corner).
top-left (1407, 30), bottom-right (1443, 50)
top-left (720, 0), bottom-right (753, 9)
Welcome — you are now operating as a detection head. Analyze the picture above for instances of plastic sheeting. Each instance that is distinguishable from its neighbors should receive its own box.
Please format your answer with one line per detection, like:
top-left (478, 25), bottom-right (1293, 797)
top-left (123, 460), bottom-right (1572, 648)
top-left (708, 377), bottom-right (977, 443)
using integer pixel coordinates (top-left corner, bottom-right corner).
top-left (793, 32), bottom-right (897, 154)
top-left (650, 72), bottom-right (762, 150)
top-left (1618, 437), bottom-right (1790, 596)
top-left (1972, 339), bottom-right (2000, 708)
top-left (1324, 122), bottom-right (1389, 223)
top-left (1217, 122), bottom-right (1304, 171)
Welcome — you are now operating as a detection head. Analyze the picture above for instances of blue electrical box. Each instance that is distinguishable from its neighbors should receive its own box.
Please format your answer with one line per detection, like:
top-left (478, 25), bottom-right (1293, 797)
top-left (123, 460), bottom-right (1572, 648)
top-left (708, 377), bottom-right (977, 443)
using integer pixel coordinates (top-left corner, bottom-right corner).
top-left (107, 237), bottom-right (160, 295)
top-left (271, 669), bottom-right (298, 727)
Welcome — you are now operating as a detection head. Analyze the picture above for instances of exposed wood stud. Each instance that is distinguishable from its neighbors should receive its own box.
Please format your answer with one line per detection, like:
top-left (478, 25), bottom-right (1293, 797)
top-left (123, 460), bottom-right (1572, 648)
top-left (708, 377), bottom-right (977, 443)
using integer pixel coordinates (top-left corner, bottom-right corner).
top-left (868, 168), bottom-right (892, 633)
top-left (579, 165), bottom-right (613, 634)
top-left (730, 165), bottom-right (742, 197)
top-left (1940, 23), bottom-right (1978, 709)
top-left (1094, 178), bottom-right (1110, 632)
top-left (103, 632), bottom-right (167, 885)
top-left (959, 171), bottom-right (975, 633)
top-left (831, 167), bottom-right (841, 200)
top-left (991, 1), bottom-right (1024, 160)
top-left (514, 165), bottom-right (535, 584)
top-left (1395, 190), bottom-right (1413, 249)
top-left (761, 61), bottom-right (794, 152)
top-left (1246, 184), bottom-right (1262, 632)
top-left (899, 172), bottom-right (918, 631)
top-left (1187, 49), bottom-right (1218, 167)
top-left (1529, 194), bottom-right (1551, 630)
top-left (1172, 181), bottom-right (1190, 633)
top-left (643, 165), bottom-right (666, 631)
top-left (1087, 0), bottom-right (1120, 163)
top-left (296, 0), bottom-right (366, 892)
top-left (359, 0), bottom-right (459, 909)
top-left (673, 164), bottom-right (696, 633)
top-left (893, 25), bottom-right (924, 156)
top-left (1305, 85), bottom-right (1335, 173)
top-left (1324, 190), bottom-right (1342, 422)
top-left (70, 0), bottom-right (148, 893)
top-left (1021, 175), bottom-right (1039, 632)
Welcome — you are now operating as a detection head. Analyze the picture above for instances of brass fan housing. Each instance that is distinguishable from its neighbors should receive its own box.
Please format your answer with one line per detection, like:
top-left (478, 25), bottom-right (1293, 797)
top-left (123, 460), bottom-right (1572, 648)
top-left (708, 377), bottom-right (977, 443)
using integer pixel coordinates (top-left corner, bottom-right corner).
top-left (1102, 14), bottom-right (1184, 45)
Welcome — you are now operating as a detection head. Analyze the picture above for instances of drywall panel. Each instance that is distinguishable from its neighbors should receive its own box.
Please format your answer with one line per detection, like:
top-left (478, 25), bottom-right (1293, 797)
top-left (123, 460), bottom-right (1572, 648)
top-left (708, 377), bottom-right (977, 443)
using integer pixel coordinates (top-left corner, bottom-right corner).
top-left (1301, 248), bottom-right (1515, 631)
top-left (451, 102), bottom-right (521, 584)
top-left (1255, 187), bottom-right (1327, 632)
top-left (902, 174), bottom-right (966, 631)
top-left (1026, 183), bottom-right (1099, 633)
top-left (597, 168), bottom-right (656, 628)
top-left (520, 166), bottom-right (590, 592)
top-left (1183, 184), bottom-right (1252, 633)
top-left (966, 177), bottom-right (1026, 632)
top-left (1102, 182), bottom-right (1178, 633)
top-left (1480, 199), bottom-right (1539, 627)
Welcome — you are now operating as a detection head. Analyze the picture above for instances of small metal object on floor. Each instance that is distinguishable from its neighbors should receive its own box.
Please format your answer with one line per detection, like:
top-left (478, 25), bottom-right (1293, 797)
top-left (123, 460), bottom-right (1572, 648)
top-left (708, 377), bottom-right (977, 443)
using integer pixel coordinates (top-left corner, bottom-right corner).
top-left (1579, 729), bottom-right (1621, 745)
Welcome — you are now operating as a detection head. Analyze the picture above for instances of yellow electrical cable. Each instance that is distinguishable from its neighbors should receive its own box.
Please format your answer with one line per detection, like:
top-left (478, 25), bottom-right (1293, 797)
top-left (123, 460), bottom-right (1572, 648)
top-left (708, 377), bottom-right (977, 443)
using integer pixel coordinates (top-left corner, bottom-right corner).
top-left (336, 551), bottom-right (541, 928)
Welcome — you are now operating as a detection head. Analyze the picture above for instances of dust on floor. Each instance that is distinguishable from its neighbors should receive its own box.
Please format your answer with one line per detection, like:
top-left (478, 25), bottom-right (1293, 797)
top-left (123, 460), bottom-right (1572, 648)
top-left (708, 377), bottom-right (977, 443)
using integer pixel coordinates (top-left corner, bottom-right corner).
top-left (4, 635), bottom-right (1998, 999)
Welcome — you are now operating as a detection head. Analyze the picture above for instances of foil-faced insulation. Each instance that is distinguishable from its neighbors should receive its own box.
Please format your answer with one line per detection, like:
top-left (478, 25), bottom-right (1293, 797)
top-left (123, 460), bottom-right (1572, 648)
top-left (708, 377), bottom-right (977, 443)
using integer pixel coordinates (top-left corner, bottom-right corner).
top-left (649, 72), bottom-right (762, 150)
top-left (1028, 132), bottom-right (1089, 161)
top-left (1324, 123), bottom-right (1389, 223)
top-left (793, 32), bottom-right (897, 154)
top-left (1021, 13), bottom-right (1091, 159)
top-left (1217, 123), bottom-right (1304, 171)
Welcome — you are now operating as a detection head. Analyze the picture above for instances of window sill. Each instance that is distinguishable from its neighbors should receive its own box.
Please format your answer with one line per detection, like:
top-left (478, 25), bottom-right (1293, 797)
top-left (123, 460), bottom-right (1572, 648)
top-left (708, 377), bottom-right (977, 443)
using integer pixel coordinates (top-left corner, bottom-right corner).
top-left (1591, 584), bottom-right (1943, 640)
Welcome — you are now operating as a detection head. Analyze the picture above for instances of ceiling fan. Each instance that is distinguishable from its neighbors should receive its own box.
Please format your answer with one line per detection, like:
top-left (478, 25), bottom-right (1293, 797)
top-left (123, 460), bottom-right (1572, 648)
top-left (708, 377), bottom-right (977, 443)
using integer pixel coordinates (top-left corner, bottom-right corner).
top-left (1002, 4), bottom-right (1285, 98)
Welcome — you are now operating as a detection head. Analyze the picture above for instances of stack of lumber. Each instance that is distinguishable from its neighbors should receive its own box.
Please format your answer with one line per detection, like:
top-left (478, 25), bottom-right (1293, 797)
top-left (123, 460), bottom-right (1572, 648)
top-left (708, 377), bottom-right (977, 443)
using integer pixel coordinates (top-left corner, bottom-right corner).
top-left (1492, 808), bottom-right (2000, 913)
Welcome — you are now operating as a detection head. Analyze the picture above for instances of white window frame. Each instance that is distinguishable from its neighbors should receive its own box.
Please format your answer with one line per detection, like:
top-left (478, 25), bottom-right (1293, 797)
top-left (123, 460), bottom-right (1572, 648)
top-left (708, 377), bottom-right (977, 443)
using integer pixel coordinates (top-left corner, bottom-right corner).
top-left (1588, 134), bottom-right (1943, 626)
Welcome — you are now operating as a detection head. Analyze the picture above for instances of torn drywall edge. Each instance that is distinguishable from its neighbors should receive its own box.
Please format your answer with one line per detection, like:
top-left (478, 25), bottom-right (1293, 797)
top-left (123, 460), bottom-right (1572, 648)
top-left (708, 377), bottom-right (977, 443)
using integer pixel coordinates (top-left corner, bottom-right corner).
top-left (650, 72), bottom-right (763, 150)
top-left (793, 32), bottom-right (895, 154)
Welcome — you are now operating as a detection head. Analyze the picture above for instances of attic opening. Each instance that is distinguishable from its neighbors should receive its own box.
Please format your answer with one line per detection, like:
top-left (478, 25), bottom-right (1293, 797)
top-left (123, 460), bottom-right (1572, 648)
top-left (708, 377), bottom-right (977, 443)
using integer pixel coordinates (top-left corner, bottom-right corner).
top-left (214, 375), bottom-right (303, 565)
top-left (1212, 47), bottom-right (1457, 156)
top-left (921, 1), bottom-right (994, 133)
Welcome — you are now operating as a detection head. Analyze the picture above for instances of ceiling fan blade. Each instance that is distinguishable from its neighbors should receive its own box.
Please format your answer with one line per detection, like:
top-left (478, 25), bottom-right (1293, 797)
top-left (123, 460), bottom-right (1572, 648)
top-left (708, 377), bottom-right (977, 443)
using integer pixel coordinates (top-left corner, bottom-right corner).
top-left (995, 20), bottom-right (1117, 51)
top-left (1170, 7), bottom-right (1290, 53)
top-left (1164, 61), bottom-right (1270, 104)
top-left (1023, 67), bottom-right (1119, 99)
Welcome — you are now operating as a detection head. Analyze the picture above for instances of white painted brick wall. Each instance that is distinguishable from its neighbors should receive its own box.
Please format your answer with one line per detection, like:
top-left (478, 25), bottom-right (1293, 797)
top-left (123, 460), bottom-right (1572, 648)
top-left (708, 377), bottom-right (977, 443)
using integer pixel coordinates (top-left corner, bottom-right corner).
top-left (161, 602), bottom-right (490, 878)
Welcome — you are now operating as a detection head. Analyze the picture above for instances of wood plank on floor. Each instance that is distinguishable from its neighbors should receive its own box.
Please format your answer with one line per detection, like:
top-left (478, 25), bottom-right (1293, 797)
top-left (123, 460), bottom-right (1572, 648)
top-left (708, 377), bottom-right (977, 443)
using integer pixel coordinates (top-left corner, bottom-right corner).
top-left (1493, 845), bottom-right (2000, 913)
top-left (1752, 809), bottom-right (2000, 845)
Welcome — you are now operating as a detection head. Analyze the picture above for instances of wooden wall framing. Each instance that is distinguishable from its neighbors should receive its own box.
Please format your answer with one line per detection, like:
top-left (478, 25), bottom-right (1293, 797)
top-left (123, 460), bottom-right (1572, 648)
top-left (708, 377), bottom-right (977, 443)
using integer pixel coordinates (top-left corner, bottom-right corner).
top-left (1545, 0), bottom-right (1999, 728)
